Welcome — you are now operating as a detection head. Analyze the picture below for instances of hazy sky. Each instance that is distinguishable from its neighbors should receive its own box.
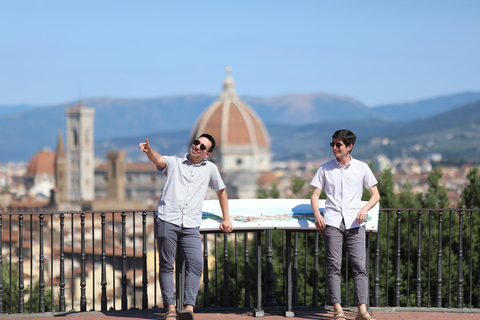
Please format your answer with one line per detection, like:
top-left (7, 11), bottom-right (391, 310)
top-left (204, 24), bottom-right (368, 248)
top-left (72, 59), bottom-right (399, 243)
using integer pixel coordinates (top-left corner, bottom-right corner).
top-left (1, 1), bottom-right (479, 107)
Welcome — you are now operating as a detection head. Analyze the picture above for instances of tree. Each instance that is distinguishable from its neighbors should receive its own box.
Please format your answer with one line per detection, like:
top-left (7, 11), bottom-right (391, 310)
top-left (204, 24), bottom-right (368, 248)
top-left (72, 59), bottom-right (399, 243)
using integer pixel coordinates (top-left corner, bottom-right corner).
top-left (398, 182), bottom-right (422, 208)
top-left (268, 183), bottom-right (280, 199)
top-left (377, 168), bottom-right (400, 208)
top-left (1, 260), bottom-right (56, 314)
top-left (459, 167), bottom-right (480, 209)
top-left (291, 177), bottom-right (306, 198)
top-left (256, 188), bottom-right (269, 199)
top-left (422, 166), bottom-right (450, 209)
top-left (1, 259), bottom-right (19, 313)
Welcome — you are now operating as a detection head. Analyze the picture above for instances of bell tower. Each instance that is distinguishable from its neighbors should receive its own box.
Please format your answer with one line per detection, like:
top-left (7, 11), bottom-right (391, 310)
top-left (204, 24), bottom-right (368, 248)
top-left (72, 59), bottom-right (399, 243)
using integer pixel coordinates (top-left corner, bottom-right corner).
top-left (66, 105), bottom-right (95, 201)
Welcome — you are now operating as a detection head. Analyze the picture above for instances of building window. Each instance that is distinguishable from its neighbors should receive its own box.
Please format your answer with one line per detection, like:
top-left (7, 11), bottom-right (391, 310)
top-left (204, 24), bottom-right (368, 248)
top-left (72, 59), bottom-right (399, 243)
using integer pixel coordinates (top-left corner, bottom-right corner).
top-left (73, 129), bottom-right (78, 147)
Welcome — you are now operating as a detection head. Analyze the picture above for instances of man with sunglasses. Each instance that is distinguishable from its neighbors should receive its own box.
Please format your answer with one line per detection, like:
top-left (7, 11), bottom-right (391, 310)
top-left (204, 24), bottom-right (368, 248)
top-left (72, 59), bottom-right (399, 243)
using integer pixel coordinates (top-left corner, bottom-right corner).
top-left (310, 129), bottom-right (380, 320)
top-left (139, 133), bottom-right (232, 320)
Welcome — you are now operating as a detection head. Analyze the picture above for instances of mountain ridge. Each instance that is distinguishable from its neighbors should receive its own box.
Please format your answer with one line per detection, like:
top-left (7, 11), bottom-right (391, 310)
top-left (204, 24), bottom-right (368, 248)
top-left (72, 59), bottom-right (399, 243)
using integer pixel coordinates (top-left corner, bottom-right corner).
top-left (0, 91), bottom-right (479, 162)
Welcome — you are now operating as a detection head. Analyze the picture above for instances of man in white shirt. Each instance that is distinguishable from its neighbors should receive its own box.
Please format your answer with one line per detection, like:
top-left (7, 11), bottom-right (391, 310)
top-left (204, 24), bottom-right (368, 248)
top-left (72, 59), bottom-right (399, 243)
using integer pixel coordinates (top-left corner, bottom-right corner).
top-left (140, 134), bottom-right (233, 320)
top-left (310, 129), bottom-right (380, 320)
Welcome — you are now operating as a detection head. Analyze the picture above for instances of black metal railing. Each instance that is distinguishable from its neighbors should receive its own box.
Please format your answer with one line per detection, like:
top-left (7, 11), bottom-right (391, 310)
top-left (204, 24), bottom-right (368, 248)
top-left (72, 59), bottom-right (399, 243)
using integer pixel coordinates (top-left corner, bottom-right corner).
top-left (1, 208), bottom-right (479, 315)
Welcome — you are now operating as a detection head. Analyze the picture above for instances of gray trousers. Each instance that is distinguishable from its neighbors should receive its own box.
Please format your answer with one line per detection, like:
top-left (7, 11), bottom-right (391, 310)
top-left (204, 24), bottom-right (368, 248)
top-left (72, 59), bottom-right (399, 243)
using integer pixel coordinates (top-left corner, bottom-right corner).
top-left (323, 219), bottom-right (368, 306)
top-left (154, 217), bottom-right (203, 307)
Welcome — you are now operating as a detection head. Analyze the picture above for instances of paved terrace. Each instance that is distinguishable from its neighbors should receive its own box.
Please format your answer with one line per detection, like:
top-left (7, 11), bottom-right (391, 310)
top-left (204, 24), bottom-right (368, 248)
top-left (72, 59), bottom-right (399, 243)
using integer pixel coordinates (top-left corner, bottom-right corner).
top-left (4, 308), bottom-right (480, 320)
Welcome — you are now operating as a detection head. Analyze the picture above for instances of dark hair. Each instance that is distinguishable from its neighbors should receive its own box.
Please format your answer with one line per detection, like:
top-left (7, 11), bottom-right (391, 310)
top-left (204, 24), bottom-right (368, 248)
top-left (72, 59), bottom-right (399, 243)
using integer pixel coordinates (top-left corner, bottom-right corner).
top-left (332, 129), bottom-right (356, 153)
top-left (198, 133), bottom-right (216, 152)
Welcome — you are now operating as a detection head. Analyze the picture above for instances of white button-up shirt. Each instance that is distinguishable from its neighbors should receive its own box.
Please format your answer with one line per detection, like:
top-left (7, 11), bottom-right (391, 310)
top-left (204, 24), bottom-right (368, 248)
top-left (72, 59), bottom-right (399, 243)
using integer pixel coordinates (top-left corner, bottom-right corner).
top-left (310, 157), bottom-right (378, 229)
top-left (156, 154), bottom-right (226, 228)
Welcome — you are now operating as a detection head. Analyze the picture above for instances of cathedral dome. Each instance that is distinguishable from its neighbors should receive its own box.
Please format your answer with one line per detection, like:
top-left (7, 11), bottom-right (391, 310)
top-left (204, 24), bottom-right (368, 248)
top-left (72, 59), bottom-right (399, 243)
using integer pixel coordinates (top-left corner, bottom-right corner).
top-left (189, 68), bottom-right (272, 199)
top-left (190, 68), bottom-right (270, 149)
top-left (27, 149), bottom-right (56, 177)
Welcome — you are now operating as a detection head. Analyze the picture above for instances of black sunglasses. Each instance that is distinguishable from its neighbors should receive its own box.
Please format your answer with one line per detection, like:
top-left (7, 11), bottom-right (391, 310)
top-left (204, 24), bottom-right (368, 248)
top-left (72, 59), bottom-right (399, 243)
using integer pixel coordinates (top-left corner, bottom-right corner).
top-left (330, 141), bottom-right (344, 148)
top-left (193, 139), bottom-right (208, 151)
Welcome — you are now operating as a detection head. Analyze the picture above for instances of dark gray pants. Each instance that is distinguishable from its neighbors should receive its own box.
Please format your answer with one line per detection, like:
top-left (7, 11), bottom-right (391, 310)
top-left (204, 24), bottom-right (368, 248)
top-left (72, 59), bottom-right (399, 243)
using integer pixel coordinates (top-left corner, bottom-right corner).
top-left (154, 218), bottom-right (203, 307)
top-left (323, 219), bottom-right (368, 305)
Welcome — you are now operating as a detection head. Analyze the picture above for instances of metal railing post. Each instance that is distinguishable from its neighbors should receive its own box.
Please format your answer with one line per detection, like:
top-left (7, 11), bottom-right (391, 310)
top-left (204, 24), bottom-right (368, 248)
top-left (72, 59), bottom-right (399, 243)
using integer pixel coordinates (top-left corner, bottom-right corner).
top-left (244, 232), bottom-right (251, 308)
top-left (264, 230), bottom-right (277, 307)
top-left (121, 212), bottom-right (127, 310)
top-left (223, 233), bottom-right (230, 306)
top-left (394, 210), bottom-right (402, 307)
top-left (253, 231), bottom-right (264, 317)
top-left (142, 211), bottom-right (148, 309)
top-left (39, 214), bottom-right (45, 313)
top-left (457, 211), bottom-right (464, 308)
top-left (80, 212), bottom-right (86, 312)
top-left (0, 214), bottom-right (3, 313)
top-left (415, 211), bottom-right (423, 307)
top-left (202, 233), bottom-right (210, 307)
top-left (101, 212), bottom-right (107, 311)
top-left (436, 211), bottom-right (443, 307)
top-left (18, 215), bottom-right (24, 313)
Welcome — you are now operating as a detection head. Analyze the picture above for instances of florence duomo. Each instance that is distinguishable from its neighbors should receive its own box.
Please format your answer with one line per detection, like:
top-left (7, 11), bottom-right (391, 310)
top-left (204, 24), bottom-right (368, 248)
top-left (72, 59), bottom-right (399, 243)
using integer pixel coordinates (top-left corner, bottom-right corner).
top-left (15, 69), bottom-right (277, 211)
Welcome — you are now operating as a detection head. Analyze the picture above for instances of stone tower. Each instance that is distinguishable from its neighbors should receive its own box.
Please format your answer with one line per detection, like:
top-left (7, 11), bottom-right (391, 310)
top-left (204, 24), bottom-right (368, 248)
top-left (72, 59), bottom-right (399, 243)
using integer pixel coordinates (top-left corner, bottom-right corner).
top-left (55, 129), bottom-right (68, 203)
top-left (66, 105), bottom-right (95, 201)
top-left (106, 150), bottom-right (126, 201)
top-left (190, 68), bottom-right (272, 198)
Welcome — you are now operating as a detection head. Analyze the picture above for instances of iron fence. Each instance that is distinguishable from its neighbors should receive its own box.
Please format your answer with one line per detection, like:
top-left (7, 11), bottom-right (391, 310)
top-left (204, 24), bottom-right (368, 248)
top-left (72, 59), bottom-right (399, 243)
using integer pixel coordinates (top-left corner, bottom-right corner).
top-left (0, 208), bottom-right (479, 315)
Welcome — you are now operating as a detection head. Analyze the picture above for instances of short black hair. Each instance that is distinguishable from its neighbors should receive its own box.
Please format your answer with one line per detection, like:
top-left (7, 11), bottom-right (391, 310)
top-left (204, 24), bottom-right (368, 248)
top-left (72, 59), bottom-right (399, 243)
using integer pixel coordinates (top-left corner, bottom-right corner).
top-left (198, 133), bottom-right (216, 152)
top-left (332, 129), bottom-right (356, 153)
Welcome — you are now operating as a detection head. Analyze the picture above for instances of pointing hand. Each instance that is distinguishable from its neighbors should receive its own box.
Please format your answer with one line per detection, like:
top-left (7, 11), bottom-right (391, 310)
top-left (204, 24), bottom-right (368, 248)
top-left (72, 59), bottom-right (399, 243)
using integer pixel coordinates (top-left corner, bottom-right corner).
top-left (139, 138), bottom-right (151, 153)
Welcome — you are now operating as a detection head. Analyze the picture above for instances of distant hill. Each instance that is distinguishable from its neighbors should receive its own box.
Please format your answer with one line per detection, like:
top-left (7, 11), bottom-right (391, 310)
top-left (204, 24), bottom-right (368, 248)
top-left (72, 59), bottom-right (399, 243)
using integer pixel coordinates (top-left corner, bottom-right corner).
top-left (377, 100), bottom-right (480, 160)
top-left (0, 91), bottom-right (479, 162)
top-left (102, 101), bottom-right (480, 164)
top-left (0, 105), bottom-right (36, 117)
top-left (242, 93), bottom-right (378, 125)
top-left (370, 91), bottom-right (480, 121)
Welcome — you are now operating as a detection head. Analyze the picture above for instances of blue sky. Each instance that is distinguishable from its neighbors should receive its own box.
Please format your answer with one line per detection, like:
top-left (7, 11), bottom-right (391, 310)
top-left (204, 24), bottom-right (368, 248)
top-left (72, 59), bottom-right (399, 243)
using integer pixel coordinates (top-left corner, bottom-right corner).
top-left (1, 1), bottom-right (479, 107)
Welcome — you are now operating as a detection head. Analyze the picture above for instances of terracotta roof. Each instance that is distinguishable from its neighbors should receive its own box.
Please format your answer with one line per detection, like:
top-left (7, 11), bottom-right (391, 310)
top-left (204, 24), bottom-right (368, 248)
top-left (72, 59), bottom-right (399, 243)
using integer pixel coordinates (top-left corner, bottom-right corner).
top-left (27, 149), bottom-right (55, 176)
top-left (95, 163), bottom-right (157, 172)
top-left (257, 171), bottom-right (279, 187)
top-left (8, 200), bottom-right (50, 208)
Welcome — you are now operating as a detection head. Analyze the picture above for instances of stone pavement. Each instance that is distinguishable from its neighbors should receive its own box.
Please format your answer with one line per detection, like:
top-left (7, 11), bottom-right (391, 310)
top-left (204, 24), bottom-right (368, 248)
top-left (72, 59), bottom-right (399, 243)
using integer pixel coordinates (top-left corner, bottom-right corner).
top-left (3, 308), bottom-right (480, 320)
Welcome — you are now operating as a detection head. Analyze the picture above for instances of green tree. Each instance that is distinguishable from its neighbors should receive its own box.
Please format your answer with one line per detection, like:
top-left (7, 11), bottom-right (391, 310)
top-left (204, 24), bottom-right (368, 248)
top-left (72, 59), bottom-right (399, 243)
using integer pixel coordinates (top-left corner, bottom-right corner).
top-left (398, 182), bottom-right (422, 208)
top-left (459, 167), bottom-right (480, 209)
top-left (377, 168), bottom-right (400, 208)
top-left (2, 259), bottom-right (19, 313)
top-left (422, 166), bottom-right (450, 209)
top-left (268, 183), bottom-right (280, 199)
top-left (24, 282), bottom-right (56, 313)
top-left (291, 177), bottom-right (306, 198)
top-left (1, 260), bottom-right (56, 314)
top-left (256, 187), bottom-right (269, 199)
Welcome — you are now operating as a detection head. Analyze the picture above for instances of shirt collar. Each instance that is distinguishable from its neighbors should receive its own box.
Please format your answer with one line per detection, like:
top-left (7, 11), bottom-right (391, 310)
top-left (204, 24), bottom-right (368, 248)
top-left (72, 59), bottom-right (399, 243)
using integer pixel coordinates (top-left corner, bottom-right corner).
top-left (334, 156), bottom-right (354, 168)
top-left (183, 153), bottom-right (207, 166)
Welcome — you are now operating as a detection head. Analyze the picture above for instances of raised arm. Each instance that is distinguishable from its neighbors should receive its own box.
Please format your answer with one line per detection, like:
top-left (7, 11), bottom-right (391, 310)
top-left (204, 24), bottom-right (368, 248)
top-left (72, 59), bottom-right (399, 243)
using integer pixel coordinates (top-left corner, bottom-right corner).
top-left (138, 138), bottom-right (167, 168)
top-left (310, 187), bottom-right (326, 230)
top-left (216, 188), bottom-right (232, 233)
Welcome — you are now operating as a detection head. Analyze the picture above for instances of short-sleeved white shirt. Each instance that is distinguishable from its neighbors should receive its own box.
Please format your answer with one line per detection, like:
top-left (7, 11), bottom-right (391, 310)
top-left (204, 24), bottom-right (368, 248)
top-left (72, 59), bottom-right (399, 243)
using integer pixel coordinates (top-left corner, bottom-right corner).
top-left (310, 157), bottom-right (378, 229)
top-left (156, 154), bottom-right (226, 228)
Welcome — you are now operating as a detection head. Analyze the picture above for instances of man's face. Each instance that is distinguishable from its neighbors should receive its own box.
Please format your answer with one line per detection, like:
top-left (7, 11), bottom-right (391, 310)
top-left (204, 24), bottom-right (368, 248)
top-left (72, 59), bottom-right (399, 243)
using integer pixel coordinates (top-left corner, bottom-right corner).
top-left (331, 138), bottom-right (352, 160)
top-left (190, 136), bottom-right (212, 160)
